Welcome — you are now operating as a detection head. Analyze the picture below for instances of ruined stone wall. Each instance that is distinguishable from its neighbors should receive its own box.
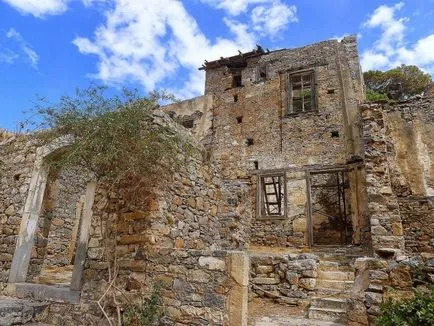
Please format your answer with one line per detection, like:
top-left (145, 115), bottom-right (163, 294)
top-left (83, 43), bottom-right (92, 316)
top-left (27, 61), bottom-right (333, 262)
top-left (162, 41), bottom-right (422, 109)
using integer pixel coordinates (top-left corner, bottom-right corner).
top-left (399, 198), bottom-right (434, 253)
top-left (162, 37), bottom-right (366, 249)
top-left (383, 98), bottom-right (434, 197)
top-left (34, 112), bottom-right (250, 324)
top-left (0, 134), bottom-right (36, 286)
top-left (352, 256), bottom-right (434, 325)
top-left (162, 95), bottom-right (214, 146)
top-left (361, 96), bottom-right (434, 254)
top-left (205, 37), bottom-right (364, 248)
top-left (250, 253), bottom-right (319, 304)
top-left (362, 103), bottom-right (404, 253)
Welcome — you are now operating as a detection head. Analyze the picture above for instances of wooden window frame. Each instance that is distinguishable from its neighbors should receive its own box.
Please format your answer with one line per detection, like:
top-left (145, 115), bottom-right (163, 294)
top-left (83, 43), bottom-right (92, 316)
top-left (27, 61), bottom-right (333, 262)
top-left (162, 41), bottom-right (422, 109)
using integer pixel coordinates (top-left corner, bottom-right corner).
top-left (286, 70), bottom-right (317, 115)
top-left (256, 172), bottom-right (287, 220)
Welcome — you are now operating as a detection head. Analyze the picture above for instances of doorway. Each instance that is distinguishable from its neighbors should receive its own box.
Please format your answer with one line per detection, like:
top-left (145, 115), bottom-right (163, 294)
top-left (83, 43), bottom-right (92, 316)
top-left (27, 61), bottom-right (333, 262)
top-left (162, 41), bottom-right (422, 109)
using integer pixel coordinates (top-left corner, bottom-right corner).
top-left (308, 169), bottom-right (352, 246)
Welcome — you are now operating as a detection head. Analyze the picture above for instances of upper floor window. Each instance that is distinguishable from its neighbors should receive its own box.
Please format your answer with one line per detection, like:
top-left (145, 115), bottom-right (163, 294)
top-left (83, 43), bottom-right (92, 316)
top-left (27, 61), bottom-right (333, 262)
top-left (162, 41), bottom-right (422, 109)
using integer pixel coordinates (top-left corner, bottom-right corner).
top-left (232, 72), bottom-right (242, 88)
top-left (287, 70), bottom-right (316, 115)
top-left (256, 65), bottom-right (267, 82)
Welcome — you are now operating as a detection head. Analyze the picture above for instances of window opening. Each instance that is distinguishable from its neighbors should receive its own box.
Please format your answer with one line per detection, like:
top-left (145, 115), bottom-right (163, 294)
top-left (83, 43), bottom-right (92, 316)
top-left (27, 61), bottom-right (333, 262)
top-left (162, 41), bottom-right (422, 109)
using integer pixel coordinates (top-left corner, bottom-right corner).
top-left (259, 174), bottom-right (286, 218)
top-left (234, 94), bottom-right (238, 102)
top-left (180, 118), bottom-right (194, 129)
top-left (257, 66), bottom-right (267, 82)
top-left (232, 73), bottom-right (242, 88)
top-left (236, 116), bottom-right (243, 124)
top-left (288, 71), bottom-right (315, 114)
top-left (246, 138), bottom-right (254, 146)
top-left (331, 131), bottom-right (339, 138)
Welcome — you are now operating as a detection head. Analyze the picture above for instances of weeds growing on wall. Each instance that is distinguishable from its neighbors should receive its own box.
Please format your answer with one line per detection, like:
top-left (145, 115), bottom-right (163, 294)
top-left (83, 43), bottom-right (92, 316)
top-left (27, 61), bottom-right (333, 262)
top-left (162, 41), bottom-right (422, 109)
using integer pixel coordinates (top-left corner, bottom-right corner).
top-left (377, 286), bottom-right (434, 326)
top-left (24, 85), bottom-right (194, 186)
top-left (123, 283), bottom-right (164, 326)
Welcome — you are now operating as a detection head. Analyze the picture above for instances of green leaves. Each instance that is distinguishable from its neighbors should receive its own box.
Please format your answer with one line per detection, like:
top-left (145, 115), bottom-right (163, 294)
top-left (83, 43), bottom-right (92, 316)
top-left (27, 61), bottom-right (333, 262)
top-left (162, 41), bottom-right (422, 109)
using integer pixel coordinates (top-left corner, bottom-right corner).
top-left (377, 286), bottom-right (434, 326)
top-left (27, 85), bottom-right (193, 185)
top-left (123, 283), bottom-right (164, 326)
top-left (364, 65), bottom-right (432, 101)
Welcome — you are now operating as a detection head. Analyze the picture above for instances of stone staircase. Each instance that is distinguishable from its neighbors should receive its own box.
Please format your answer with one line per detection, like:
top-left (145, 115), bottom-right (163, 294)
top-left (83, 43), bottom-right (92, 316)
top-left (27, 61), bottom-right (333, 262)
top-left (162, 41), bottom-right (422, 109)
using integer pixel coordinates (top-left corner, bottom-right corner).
top-left (308, 259), bottom-right (356, 324)
top-left (0, 296), bottom-right (50, 325)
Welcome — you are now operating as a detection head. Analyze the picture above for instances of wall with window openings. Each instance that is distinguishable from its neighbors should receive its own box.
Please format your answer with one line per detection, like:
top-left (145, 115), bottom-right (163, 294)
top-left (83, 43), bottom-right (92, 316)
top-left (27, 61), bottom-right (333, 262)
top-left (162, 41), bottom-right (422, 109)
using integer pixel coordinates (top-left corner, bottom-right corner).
top-left (205, 36), bottom-right (364, 179)
top-left (163, 36), bottom-right (365, 248)
top-left (202, 37), bottom-right (365, 247)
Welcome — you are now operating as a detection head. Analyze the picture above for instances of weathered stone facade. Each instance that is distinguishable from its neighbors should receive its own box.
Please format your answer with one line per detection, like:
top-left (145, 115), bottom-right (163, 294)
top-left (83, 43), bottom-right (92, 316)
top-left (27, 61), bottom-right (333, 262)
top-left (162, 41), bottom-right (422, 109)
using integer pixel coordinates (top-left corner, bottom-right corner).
top-left (1, 37), bottom-right (434, 326)
top-left (0, 134), bottom-right (36, 287)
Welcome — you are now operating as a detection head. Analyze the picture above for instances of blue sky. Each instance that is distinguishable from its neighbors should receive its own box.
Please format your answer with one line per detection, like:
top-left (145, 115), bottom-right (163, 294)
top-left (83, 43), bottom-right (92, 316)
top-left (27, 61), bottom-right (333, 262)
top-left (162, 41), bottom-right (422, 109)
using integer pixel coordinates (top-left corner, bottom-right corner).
top-left (1, 0), bottom-right (434, 131)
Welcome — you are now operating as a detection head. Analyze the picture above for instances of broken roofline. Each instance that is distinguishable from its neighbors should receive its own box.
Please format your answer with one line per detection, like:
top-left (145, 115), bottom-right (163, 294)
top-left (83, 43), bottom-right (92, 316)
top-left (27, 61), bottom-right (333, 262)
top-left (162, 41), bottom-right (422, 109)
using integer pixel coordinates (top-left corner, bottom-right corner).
top-left (199, 44), bottom-right (268, 71)
top-left (198, 35), bottom-right (359, 71)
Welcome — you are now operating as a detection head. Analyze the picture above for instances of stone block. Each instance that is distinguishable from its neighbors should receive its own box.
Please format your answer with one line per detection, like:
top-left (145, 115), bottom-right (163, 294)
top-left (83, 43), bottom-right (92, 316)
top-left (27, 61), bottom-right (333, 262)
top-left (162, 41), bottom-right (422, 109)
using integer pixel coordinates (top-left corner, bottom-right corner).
top-left (256, 265), bottom-right (273, 274)
top-left (364, 292), bottom-right (383, 307)
top-left (4, 205), bottom-right (15, 216)
top-left (188, 269), bottom-right (210, 283)
top-left (252, 277), bottom-right (280, 285)
top-left (390, 265), bottom-right (412, 288)
top-left (230, 252), bottom-right (249, 286)
top-left (285, 272), bottom-right (299, 285)
top-left (198, 256), bottom-right (226, 271)
top-left (293, 218), bottom-right (307, 233)
top-left (299, 278), bottom-right (316, 290)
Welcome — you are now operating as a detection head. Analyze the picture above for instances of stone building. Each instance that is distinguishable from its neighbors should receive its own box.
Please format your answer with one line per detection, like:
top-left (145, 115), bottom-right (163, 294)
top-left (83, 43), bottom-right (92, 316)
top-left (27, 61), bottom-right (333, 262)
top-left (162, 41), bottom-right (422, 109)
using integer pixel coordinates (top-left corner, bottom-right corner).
top-left (0, 36), bottom-right (433, 325)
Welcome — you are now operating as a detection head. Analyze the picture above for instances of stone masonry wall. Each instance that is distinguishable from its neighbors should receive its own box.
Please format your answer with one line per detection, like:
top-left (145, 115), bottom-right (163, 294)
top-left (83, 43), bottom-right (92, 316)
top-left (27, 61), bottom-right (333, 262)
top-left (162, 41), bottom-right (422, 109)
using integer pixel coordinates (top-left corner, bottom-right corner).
top-left (33, 111), bottom-right (250, 325)
top-left (250, 253), bottom-right (319, 305)
top-left (361, 95), bottom-right (434, 255)
top-left (352, 256), bottom-right (434, 325)
top-left (165, 37), bottom-right (366, 249)
top-left (399, 198), bottom-right (434, 253)
top-left (0, 134), bottom-right (36, 287)
top-left (361, 103), bottom-right (404, 253)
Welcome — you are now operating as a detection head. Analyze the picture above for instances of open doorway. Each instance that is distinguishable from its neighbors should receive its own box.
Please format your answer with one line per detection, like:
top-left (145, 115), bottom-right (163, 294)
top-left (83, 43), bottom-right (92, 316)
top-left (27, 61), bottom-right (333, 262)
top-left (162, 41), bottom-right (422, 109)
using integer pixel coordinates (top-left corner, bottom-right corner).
top-left (308, 169), bottom-right (352, 246)
top-left (27, 166), bottom-right (88, 286)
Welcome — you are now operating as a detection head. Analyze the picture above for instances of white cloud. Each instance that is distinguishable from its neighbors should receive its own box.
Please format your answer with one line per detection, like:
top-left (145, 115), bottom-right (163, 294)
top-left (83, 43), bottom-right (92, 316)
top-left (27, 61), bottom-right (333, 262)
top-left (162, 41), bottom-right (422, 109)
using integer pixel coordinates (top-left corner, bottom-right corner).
top-left (200, 0), bottom-right (272, 16)
top-left (361, 2), bottom-right (434, 74)
top-left (5, 28), bottom-right (39, 68)
top-left (1, 0), bottom-right (70, 18)
top-left (201, 0), bottom-right (298, 38)
top-left (73, 0), bottom-right (257, 97)
top-left (251, 1), bottom-right (297, 37)
top-left (363, 2), bottom-right (407, 55)
top-left (0, 49), bottom-right (19, 64)
top-left (361, 50), bottom-right (390, 71)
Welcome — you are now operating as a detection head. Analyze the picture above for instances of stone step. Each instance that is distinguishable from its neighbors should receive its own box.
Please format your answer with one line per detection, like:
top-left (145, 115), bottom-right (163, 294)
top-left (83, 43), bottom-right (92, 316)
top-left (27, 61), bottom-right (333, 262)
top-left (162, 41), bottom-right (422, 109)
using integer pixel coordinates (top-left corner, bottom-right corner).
top-left (315, 288), bottom-right (352, 299)
top-left (308, 307), bottom-right (347, 324)
top-left (253, 315), bottom-right (346, 326)
top-left (318, 271), bottom-right (355, 281)
top-left (318, 261), bottom-right (354, 272)
top-left (316, 279), bottom-right (354, 291)
top-left (311, 297), bottom-right (348, 310)
top-left (0, 297), bottom-right (49, 326)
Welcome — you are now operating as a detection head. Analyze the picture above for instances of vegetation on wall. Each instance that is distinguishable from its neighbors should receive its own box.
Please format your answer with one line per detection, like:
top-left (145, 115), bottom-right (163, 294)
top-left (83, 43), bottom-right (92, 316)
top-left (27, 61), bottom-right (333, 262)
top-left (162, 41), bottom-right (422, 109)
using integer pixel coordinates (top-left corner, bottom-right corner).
top-left (25, 85), bottom-right (193, 185)
top-left (123, 283), bottom-right (163, 326)
top-left (364, 64), bottom-right (432, 101)
top-left (377, 287), bottom-right (434, 326)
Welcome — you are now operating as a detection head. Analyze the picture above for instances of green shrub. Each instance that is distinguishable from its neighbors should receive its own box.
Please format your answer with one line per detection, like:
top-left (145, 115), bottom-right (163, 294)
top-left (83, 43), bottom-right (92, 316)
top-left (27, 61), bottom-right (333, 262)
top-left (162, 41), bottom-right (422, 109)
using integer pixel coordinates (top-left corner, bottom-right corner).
top-left (364, 65), bottom-right (432, 100)
top-left (377, 287), bottom-right (434, 326)
top-left (123, 284), bottom-right (164, 326)
top-left (365, 89), bottom-right (389, 102)
top-left (24, 85), bottom-right (194, 186)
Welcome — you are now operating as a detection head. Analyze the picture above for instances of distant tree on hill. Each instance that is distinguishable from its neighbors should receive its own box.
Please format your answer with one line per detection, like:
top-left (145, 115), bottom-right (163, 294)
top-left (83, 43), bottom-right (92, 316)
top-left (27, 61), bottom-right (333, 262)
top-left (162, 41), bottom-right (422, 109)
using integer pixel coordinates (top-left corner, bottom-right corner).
top-left (364, 64), bottom-right (432, 101)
